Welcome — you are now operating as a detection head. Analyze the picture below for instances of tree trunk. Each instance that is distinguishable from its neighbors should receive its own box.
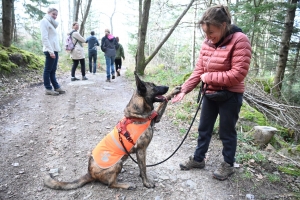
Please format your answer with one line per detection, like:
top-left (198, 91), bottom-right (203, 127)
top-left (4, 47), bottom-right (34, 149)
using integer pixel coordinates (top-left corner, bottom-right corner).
top-left (135, 0), bottom-right (151, 75)
top-left (74, 0), bottom-right (81, 22)
top-left (136, 0), bottom-right (195, 75)
top-left (79, 0), bottom-right (93, 36)
top-left (190, 3), bottom-right (197, 70)
top-left (287, 38), bottom-right (300, 98)
top-left (2, 0), bottom-right (14, 47)
top-left (273, 0), bottom-right (297, 97)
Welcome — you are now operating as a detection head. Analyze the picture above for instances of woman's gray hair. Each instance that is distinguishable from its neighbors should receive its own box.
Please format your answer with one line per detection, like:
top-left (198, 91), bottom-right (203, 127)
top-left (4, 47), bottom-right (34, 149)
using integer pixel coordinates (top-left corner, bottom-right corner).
top-left (47, 8), bottom-right (58, 13)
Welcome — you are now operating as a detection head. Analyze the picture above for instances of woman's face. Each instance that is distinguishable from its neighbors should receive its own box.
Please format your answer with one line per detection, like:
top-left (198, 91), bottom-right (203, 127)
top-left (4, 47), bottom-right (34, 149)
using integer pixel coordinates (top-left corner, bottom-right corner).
top-left (201, 23), bottom-right (226, 44)
top-left (49, 11), bottom-right (58, 20)
top-left (73, 23), bottom-right (79, 30)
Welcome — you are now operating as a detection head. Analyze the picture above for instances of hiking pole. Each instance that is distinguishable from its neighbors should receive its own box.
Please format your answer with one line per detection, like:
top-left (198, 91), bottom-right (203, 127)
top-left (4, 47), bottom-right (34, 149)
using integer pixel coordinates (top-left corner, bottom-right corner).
top-left (120, 82), bottom-right (207, 167)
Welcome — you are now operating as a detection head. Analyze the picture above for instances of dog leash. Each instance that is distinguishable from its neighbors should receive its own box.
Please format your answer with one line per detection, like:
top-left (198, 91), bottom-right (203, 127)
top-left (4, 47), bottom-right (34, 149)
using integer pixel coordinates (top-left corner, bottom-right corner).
top-left (119, 82), bottom-right (207, 167)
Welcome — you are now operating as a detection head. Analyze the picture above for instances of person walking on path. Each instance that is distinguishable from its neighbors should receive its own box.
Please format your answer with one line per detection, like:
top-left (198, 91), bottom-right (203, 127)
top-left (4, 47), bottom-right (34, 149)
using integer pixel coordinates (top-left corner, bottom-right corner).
top-left (101, 29), bottom-right (119, 82)
top-left (69, 22), bottom-right (88, 81)
top-left (86, 31), bottom-right (99, 74)
top-left (172, 5), bottom-right (251, 181)
top-left (114, 37), bottom-right (125, 76)
top-left (40, 7), bottom-right (65, 95)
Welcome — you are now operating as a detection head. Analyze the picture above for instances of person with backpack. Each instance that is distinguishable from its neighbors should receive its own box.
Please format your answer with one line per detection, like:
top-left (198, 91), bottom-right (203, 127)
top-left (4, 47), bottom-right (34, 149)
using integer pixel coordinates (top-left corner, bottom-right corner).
top-left (85, 31), bottom-right (100, 74)
top-left (40, 7), bottom-right (65, 95)
top-left (69, 22), bottom-right (88, 81)
top-left (101, 29), bottom-right (119, 82)
top-left (114, 37), bottom-right (125, 77)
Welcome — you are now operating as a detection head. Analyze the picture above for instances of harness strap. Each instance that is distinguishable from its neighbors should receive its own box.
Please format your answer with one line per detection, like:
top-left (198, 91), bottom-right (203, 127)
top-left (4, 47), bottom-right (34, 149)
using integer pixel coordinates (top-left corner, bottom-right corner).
top-left (116, 111), bottom-right (158, 145)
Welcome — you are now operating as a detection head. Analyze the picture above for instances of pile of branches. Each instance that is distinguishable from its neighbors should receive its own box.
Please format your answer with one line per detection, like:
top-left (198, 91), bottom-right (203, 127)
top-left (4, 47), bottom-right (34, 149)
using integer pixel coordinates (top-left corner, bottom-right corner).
top-left (244, 78), bottom-right (300, 141)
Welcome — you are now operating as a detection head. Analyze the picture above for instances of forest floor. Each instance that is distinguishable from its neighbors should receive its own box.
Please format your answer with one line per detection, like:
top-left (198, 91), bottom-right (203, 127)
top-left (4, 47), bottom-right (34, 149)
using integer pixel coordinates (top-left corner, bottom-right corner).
top-left (0, 65), bottom-right (299, 200)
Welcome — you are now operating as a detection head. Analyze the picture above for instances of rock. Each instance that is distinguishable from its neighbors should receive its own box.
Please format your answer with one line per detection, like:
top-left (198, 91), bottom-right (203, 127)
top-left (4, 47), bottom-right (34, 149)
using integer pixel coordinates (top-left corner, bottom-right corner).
top-left (245, 193), bottom-right (255, 199)
top-left (265, 143), bottom-right (276, 152)
top-left (251, 126), bottom-right (277, 147)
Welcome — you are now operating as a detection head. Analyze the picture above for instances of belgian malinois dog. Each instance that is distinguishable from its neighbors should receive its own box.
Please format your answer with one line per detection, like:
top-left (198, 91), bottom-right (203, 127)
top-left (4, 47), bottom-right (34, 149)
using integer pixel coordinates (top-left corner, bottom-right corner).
top-left (44, 72), bottom-right (180, 190)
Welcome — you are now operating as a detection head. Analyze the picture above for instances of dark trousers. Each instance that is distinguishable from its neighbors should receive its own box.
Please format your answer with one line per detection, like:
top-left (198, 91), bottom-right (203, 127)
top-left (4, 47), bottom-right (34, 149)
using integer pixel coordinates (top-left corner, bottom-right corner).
top-left (88, 51), bottom-right (97, 73)
top-left (115, 58), bottom-right (122, 71)
top-left (193, 93), bottom-right (243, 165)
top-left (71, 59), bottom-right (86, 77)
top-left (43, 51), bottom-right (59, 90)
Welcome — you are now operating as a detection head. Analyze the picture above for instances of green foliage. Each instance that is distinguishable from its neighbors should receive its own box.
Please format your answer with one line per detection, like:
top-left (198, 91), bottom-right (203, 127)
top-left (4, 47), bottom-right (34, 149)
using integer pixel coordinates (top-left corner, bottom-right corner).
top-left (242, 169), bottom-right (254, 179)
top-left (266, 173), bottom-right (280, 183)
top-left (240, 103), bottom-right (268, 126)
top-left (278, 165), bottom-right (300, 177)
top-left (24, 0), bottom-right (53, 20)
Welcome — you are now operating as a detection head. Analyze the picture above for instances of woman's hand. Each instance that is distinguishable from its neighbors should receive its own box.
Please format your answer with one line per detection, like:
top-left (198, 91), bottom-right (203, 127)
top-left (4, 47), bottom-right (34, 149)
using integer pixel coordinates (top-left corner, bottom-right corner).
top-left (50, 53), bottom-right (56, 59)
top-left (172, 92), bottom-right (185, 103)
top-left (200, 73), bottom-right (207, 83)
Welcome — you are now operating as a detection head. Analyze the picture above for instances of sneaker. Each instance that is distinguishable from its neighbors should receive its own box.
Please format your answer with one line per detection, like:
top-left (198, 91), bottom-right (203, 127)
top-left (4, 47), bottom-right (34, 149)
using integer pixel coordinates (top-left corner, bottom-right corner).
top-left (117, 70), bottom-right (120, 76)
top-left (213, 162), bottom-right (235, 181)
top-left (82, 76), bottom-right (88, 80)
top-left (106, 79), bottom-right (111, 82)
top-left (45, 89), bottom-right (59, 96)
top-left (112, 75), bottom-right (115, 79)
top-left (71, 77), bottom-right (80, 81)
top-left (54, 87), bottom-right (66, 94)
top-left (179, 156), bottom-right (205, 170)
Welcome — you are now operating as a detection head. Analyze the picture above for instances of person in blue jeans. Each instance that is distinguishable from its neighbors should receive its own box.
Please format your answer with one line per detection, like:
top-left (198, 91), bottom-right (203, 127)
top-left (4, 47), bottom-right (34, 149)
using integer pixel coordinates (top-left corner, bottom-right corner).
top-left (101, 29), bottom-right (119, 82)
top-left (86, 31), bottom-right (99, 74)
top-left (40, 8), bottom-right (65, 95)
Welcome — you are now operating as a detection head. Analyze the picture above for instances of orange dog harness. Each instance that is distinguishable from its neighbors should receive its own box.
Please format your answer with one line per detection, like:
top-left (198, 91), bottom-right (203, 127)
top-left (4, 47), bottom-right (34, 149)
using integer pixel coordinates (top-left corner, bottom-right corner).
top-left (92, 112), bottom-right (157, 169)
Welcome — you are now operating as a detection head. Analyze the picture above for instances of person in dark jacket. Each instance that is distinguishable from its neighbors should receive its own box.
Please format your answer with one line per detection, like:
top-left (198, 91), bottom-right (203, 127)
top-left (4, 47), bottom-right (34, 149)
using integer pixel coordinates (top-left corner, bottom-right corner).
top-left (101, 29), bottom-right (119, 82)
top-left (86, 31), bottom-right (99, 74)
top-left (172, 5), bottom-right (251, 181)
top-left (114, 37), bottom-right (125, 76)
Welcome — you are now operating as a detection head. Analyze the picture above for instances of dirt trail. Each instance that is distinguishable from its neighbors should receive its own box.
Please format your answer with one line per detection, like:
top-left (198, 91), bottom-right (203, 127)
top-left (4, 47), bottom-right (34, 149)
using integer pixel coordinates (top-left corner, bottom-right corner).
top-left (0, 68), bottom-right (277, 200)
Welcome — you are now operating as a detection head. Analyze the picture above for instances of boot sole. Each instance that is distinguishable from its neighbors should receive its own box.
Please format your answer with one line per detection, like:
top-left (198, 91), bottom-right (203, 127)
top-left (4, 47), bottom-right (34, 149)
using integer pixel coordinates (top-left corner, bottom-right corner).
top-left (212, 171), bottom-right (234, 181)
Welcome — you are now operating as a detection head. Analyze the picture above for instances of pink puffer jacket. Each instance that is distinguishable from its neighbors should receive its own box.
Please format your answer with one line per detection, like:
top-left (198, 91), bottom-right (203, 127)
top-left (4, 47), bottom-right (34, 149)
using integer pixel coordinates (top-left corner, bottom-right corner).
top-left (181, 31), bottom-right (252, 94)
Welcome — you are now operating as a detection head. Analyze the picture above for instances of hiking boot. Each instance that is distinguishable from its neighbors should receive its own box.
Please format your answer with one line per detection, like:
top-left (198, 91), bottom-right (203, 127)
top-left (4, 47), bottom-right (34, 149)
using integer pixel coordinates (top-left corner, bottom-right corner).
top-left (71, 77), bottom-right (80, 81)
top-left (213, 162), bottom-right (235, 181)
top-left (82, 76), bottom-right (88, 80)
top-left (54, 87), bottom-right (66, 94)
top-left (106, 79), bottom-right (111, 82)
top-left (45, 89), bottom-right (59, 96)
top-left (179, 156), bottom-right (205, 170)
top-left (112, 75), bottom-right (115, 79)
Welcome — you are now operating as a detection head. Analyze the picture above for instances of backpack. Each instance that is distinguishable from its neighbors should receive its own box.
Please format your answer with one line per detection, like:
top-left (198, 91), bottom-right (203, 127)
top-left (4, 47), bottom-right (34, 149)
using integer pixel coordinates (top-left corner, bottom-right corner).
top-left (65, 30), bottom-right (78, 51)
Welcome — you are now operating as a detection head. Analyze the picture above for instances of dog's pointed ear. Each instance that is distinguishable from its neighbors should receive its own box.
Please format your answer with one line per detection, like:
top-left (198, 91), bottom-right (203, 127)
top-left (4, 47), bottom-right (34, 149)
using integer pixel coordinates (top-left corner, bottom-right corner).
top-left (134, 71), bottom-right (147, 95)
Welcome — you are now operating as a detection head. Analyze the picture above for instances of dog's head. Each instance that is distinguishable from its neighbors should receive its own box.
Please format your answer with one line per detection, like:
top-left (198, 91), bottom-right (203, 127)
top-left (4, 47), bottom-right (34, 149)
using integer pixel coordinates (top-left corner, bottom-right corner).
top-left (134, 71), bottom-right (169, 104)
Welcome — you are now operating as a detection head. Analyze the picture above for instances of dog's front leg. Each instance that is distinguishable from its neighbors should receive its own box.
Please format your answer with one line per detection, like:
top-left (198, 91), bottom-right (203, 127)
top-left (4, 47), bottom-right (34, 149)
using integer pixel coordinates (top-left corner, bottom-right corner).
top-left (155, 86), bottom-right (181, 123)
top-left (136, 147), bottom-right (155, 188)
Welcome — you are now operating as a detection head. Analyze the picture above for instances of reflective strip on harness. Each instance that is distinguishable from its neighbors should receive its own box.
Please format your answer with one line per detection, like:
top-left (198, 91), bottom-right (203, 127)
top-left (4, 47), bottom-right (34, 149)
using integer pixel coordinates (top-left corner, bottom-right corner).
top-left (92, 119), bottom-right (151, 169)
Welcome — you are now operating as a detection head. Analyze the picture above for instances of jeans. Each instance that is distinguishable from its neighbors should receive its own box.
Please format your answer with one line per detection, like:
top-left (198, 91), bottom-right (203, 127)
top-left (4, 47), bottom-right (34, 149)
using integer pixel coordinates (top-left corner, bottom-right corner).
top-left (71, 59), bottom-right (86, 77)
top-left (88, 51), bottom-right (97, 73)
top-left (105, 55), bottom-right (115, 79)
top-left (43, 51), bottom-right (59, 90)
top-left (193, 93), bottom-right (243, 166)
top-left (115, 58), bottom-right (122, 71)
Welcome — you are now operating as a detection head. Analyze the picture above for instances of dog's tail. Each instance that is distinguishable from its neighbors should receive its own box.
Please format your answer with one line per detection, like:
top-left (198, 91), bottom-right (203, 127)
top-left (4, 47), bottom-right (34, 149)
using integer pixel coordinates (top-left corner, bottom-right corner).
top-left (44, 173), bottom-right (94, 190)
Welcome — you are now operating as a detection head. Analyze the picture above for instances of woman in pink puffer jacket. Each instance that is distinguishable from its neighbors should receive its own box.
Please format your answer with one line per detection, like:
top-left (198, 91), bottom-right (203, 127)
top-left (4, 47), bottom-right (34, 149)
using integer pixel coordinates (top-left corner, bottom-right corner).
top-left (172, 5), bottom-right (251, 181)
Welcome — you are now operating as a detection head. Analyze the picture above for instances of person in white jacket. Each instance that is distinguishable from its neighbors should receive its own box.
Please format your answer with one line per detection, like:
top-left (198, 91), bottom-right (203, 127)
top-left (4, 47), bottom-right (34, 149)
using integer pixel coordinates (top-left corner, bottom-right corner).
top-left (40, 8), bottom-right (65, 95)
top-left (69, 22), bottom-right (88, 81)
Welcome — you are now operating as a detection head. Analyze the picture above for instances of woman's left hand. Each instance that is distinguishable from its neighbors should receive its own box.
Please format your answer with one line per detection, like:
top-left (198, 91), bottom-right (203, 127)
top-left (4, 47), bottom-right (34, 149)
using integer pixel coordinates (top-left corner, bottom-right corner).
top-left (200, 73), bottom-right (208, 83)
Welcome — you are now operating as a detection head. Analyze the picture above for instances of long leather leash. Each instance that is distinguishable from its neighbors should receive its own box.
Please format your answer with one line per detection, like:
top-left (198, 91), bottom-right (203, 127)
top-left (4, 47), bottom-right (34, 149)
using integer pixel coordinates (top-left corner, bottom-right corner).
top-left (120, 82), bottom-right (206, 167)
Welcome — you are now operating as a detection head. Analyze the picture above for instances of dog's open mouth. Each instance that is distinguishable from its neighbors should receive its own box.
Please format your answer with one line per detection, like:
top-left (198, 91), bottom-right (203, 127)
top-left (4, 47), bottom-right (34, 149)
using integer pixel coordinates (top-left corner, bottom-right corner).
top-left (154, 95), bottom-right (166, 102)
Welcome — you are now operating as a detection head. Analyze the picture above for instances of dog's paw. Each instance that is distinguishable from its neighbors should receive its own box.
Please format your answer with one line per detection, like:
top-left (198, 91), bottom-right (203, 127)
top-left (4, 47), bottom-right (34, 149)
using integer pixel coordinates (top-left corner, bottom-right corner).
top-left (143, 180), bottom-right (155, 188)
top-left (171, 86), bottom-right (181, 96)
top-left (127, 183), bottom-right (137, 190)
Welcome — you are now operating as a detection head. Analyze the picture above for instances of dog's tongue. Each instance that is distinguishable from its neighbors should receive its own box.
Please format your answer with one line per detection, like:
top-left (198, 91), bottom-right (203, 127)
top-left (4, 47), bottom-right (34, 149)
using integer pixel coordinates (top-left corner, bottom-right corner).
top-left (155, 95), bottom-right (166, 101)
